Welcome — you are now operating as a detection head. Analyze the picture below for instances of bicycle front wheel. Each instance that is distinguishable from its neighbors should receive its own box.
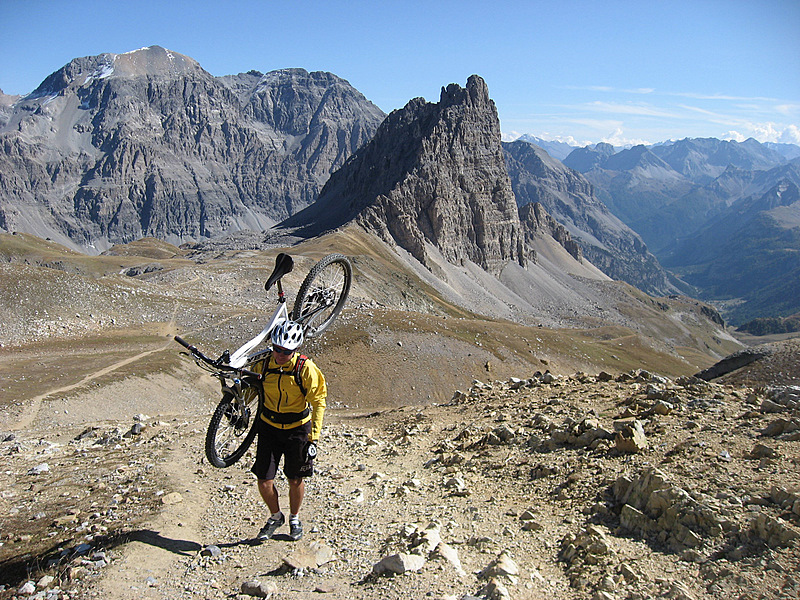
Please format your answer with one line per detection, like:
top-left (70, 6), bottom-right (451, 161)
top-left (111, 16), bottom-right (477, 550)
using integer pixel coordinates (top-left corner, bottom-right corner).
top-left (292, 253), bottom-right (352, 338)
top-left (205, 381), bottom-right (262, 468)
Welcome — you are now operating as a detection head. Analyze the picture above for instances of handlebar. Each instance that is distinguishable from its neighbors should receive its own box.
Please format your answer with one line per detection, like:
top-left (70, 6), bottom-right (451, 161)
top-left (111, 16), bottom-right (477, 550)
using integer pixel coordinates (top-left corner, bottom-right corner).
top-left (174, 335), bottom-right (196, 352)
top-left (174, 335), bottom-right (262, 380)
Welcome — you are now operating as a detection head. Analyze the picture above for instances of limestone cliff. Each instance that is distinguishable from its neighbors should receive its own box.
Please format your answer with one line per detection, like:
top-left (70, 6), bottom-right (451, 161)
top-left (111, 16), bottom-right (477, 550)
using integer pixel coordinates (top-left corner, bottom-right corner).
top-left (281, 75), bottom-right (526, 275)
top-left (0, 47), bottom-right (384, 252)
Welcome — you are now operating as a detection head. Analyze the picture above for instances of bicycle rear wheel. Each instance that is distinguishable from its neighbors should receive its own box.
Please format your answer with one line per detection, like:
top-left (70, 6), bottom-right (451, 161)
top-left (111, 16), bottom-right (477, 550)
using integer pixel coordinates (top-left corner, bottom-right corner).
top-left (292, 253), bottom-right (352, 338)
top-left (205, 380), bottom-right (262, 468)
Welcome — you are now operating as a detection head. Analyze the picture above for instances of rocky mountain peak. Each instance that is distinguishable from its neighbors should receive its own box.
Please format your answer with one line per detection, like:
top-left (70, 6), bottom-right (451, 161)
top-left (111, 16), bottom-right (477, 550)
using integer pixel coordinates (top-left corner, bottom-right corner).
top-left (0, 89), bottom-right (17, 128)
top-left (603, 145), bottom-right (672, 172)
top-left (244, 68), bottom-right (384, 138)
top-left (30, 46), bottom-right (204, 98)
top-left (282, 75), bottom-right (526, 274)
top-left (439, 74), bottom-right (490, 108)
top-left (562, 142), bottom-right (616, 172)
top-left (107, 46), bottom-right (202, 79)
top-left (764, 179), bottom-right (800, 208)
top-left (0, 49), bottom-right (384, 252)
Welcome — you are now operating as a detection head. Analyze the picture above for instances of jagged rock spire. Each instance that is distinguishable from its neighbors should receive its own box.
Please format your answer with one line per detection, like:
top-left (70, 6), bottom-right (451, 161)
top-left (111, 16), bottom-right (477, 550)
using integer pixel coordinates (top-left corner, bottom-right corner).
top-left (284, 75), bottom-right (526, 274)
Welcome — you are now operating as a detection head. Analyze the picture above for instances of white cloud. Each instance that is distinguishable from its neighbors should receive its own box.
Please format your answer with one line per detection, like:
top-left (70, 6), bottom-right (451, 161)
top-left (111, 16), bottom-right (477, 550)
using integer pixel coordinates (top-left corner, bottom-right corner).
top-left (566, 118), bottom-right (625, 130)
top-left (601, 128), bottom-right (650, 147)
top-left (677, 103), bottom-right (726, 118)
top-left (533, 132), bottom-right (594, 146)
top-left (500, 130), bottom-right (594, 147)
top-left (722, 123), bottom-right (800, 144)
top-left (779, 125), bottom-right (800, 144)
top-left (587, 101), bottom-right (678, 118)
top-left (501, 131), bottom-right (522, 142)
top-left (565, 85), bottom-right (655, 95)
top-left (775, 104), bottom-right (800, 117)
top-left (753, 123), bottom-right (784, 142)
top-left (667, 91), bottom-right (780, 103)
top-left (549, 134), bottom-right (592, 146)
top-left (722, 131), bottom-right (746, 142)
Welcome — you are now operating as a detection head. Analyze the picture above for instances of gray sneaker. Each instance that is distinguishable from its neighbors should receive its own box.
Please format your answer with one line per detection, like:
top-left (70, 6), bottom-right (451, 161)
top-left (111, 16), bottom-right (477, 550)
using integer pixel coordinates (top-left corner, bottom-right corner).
top-left (288, 519), bottom-right (303, 541)
top-left (257, 514), bottom-right (285, 540)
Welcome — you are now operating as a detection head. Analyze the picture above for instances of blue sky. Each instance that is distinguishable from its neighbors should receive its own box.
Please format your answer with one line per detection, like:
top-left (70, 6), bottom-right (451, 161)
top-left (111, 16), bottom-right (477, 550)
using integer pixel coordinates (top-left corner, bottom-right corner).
top-left (1, 0), bottom-right (798, 146)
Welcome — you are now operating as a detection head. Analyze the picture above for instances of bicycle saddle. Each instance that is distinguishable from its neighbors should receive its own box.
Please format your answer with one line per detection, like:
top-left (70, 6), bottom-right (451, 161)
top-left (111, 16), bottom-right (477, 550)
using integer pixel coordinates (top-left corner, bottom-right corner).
top-left (265, 252), bottom-right (294, 290)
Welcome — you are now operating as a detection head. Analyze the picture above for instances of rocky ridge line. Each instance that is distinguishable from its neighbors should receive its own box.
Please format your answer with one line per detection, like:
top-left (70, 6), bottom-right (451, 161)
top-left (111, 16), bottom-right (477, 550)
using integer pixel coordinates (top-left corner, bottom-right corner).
top-left (0, 46), bottom-right (385, 252)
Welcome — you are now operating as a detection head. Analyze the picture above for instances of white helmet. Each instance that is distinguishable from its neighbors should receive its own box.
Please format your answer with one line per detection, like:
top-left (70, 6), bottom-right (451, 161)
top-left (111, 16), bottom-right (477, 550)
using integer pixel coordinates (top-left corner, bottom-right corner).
top-left (271, 320), bottom-right (304, 351)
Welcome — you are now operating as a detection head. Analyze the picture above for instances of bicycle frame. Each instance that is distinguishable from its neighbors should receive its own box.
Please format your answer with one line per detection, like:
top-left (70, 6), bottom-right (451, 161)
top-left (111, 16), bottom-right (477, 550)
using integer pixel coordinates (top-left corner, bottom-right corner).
top-left (228, 253), bottom-right (345, 367)
top-left (229, 299), bottom-right (288, 368)
top-left (178, 250), bottom-right (350, 373)
top-left (173, 335), bottom-right (262, 381)
top-left (228, 251), bottom-right (294, 368)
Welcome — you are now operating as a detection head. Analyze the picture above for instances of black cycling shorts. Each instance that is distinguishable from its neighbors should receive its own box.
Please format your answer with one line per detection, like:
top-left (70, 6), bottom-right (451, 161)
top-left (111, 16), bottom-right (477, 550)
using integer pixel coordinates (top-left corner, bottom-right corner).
top-left (251, 419), bottom-right (313, 480)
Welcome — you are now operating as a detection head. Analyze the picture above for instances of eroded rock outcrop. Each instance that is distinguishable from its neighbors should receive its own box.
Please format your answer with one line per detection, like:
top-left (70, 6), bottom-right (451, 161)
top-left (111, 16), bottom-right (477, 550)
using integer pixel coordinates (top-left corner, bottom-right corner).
top-left (282, 75), bottom-right (526, 274)
top-left (519, 201), bottom-right (583, 262)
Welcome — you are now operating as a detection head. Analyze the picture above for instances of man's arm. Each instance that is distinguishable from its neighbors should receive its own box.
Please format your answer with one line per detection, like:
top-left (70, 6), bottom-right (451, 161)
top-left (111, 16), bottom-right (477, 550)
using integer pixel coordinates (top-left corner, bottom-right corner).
top-left (303, 359), bottom-right (327, 441)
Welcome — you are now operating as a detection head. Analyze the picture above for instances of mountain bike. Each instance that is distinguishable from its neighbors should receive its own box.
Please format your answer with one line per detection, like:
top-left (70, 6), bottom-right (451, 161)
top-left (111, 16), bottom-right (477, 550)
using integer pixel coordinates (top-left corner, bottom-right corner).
top-left (174, 252), bottom-right (352, 468)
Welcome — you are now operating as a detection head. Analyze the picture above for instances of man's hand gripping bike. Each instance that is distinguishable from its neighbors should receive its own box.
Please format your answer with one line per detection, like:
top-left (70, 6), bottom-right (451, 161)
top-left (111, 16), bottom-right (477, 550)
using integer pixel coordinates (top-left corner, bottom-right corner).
top-left (174, 253), bottom-right (352, 468)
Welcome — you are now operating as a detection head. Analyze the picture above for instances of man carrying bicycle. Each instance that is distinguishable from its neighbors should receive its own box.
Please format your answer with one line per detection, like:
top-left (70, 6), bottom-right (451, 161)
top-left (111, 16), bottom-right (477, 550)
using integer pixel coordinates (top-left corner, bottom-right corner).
top-left (250, 320), bottom-right (327, 542)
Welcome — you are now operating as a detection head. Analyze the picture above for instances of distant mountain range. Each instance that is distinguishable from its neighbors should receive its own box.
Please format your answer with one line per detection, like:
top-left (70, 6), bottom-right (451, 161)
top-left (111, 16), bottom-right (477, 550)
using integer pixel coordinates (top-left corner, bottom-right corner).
top-left (509, 133), bottom-right (800, 164)
top-left (508, 135), bottom-right (579, 161)
top-left (555, 137), bottom-right (800, 324)
top-left (2, 46), bottom-right (797, 325)
top-left (502, 140), bottom-right (679, 295)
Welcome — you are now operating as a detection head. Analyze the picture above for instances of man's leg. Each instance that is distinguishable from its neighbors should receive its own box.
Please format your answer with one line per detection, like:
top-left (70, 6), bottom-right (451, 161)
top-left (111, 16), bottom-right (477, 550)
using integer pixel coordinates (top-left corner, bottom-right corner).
top-left (258, 479), bottom-right (280, 514)
top-left (256, 479), bottom-right (285, 540)
top-left (288, 478), bottom-right (304, 516)
top-left (287, 477), bottom-right (305, 540)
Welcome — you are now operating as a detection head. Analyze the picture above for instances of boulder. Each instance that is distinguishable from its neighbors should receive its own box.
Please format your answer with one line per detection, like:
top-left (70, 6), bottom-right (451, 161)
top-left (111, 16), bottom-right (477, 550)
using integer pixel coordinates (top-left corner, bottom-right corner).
top-left (614, 419), bottom-right (648, 452)
top-left (433, 542), bottom-right (466, 576)
top-left (372, 553), bottom-right (426, 575)
top-left (750, 513), bottom-right (800, 548)
top-left (480, 552), bottom-right (519, 585)
top-left (241, 579), bottom-right (278, 598)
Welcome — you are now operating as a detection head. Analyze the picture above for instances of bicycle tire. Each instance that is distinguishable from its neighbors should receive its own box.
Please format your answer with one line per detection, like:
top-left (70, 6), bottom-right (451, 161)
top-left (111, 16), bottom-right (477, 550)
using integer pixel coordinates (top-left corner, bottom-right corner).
top-left (292, 253), bottom-right (352, 338)
top-left (205, 380), bottom-right (262, 468)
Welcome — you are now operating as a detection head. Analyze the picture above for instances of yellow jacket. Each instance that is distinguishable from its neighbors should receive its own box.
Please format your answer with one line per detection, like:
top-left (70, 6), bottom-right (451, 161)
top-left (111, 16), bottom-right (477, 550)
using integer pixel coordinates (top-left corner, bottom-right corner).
top-left (253, 352), bottom-right (327, 441)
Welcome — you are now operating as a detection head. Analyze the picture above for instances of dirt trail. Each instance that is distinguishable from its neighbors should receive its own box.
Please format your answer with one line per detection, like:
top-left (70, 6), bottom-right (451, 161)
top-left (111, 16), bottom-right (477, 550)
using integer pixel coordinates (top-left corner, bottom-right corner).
top-left (92, 420), bottom-right (214, 600)
top-left (9, 342), bottom-right (175, 432)
top-left (5, 304), bottom-right (253, 432)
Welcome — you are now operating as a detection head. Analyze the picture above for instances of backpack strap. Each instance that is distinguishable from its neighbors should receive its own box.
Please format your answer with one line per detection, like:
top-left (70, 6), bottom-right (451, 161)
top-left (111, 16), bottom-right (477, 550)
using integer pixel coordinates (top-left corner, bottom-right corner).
top-left (293, 354), bottom-right (308, 397)
top-left (260, 351), bottom-right (308, 397)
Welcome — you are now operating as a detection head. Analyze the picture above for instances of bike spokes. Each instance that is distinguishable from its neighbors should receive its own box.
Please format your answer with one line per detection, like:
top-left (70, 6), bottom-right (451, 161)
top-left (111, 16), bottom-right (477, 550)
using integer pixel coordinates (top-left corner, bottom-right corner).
top-left (205, 382), bottom-right (261, 468)
top-left (292, 254), bottom-right (352, 337)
